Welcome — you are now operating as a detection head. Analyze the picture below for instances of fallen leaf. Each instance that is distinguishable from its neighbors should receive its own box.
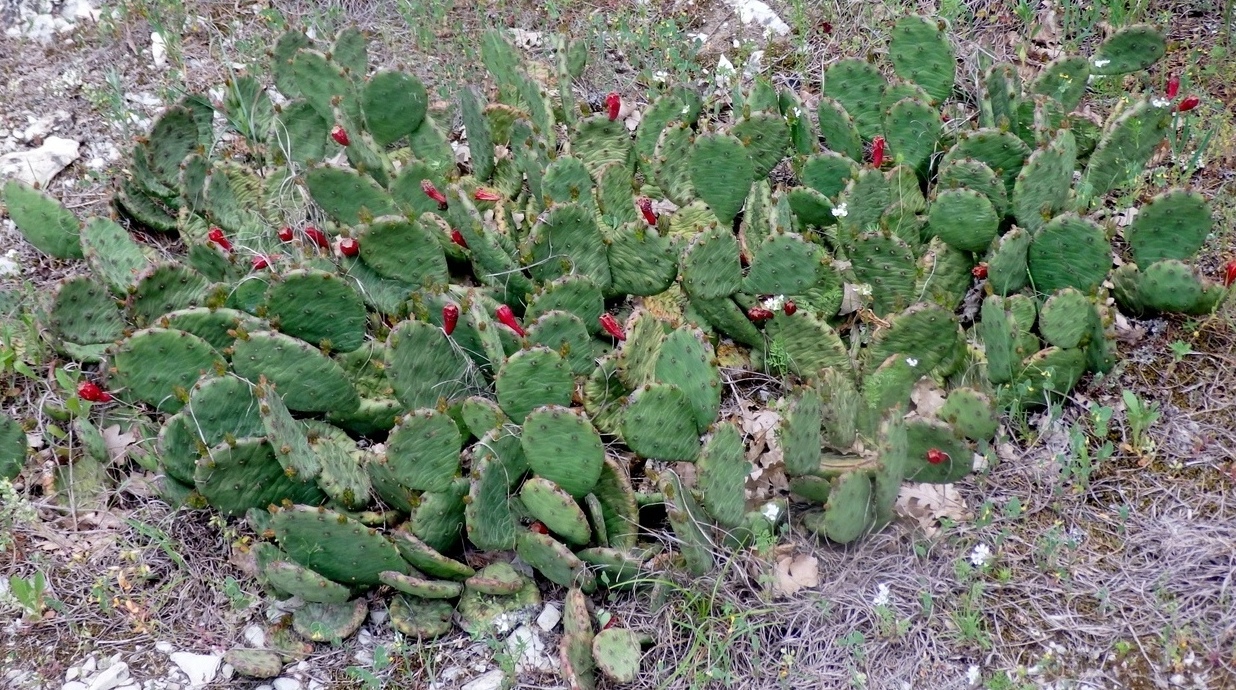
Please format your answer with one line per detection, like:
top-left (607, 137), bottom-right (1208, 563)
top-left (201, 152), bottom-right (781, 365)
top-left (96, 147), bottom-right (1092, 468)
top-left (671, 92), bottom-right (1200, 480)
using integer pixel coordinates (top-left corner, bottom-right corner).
top-left (910, 379), bottom-right (948, 418)
top-left (894, 483), bottom-right (968, 537)
top-left (772, 553), bottom-right (819, 597)
top-left (101, 425), bottom-right (137, 465)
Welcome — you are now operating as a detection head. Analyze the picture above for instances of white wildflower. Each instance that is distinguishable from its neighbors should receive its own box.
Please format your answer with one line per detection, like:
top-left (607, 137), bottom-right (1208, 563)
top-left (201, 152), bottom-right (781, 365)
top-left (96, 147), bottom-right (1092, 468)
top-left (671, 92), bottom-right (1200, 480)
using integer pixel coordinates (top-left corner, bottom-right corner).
top-left (1151, 96), bottom-right (1171, 108)
top-left (792, 107), bottom-right (802, 118)
top-left (761, 502), bottom-right (782, 522)
top-left (653, 71), bottom-right (669, 84)
top-left (871, 583), bottom-right (892, 607)
top-left (905, 357), bottom-right (919, 367)
top-left (966, 665), bottom-right (981, 686)
top-left (1093, 58), bottom-right (1111, 68)
top-left (854, 283), bottom-right (872, 297)
top-left (763, 294), bottom-right (786, 311)
top-left (831, 202), bottom-right (849, 218)
top-left (969, 543), bottom-right (992, 567)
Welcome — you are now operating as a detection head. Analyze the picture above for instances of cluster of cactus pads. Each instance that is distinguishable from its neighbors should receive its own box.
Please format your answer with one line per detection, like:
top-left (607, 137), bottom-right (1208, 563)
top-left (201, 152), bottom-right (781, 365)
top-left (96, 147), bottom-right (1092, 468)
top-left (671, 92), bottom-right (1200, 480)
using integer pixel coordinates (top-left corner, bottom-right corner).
top-left (2, 15), bottom-right (1228, 684)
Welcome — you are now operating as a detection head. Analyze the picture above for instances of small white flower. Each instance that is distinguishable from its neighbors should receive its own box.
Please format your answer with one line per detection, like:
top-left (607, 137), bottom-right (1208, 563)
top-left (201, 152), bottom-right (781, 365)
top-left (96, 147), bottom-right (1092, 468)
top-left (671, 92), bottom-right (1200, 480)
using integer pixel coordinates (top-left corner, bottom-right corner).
top-left (1093, 58), bottom-right (1111, 68)
top-left (792, 107), bottom-right (802, 118)
top-left (854, 283), bottom-right (872, 297)
top-left (970, 543), bottom-right (993, 567)
top-left (763, 295), bottom-right (786, 310)
top-left (905, 357), bottom-right (919, 367)
top-left (1151, 96), bottom-right (1171, 108)
top-left (831, 202), bottom-right (849, 218)
top-left (966, 665), bottom-right (981, 686)
top-left (871, 583), bottom-right (892, 607)
top-left (653, 70), bottom-right (669, 84)
top-left (761, 502), bottom-right (782, 522)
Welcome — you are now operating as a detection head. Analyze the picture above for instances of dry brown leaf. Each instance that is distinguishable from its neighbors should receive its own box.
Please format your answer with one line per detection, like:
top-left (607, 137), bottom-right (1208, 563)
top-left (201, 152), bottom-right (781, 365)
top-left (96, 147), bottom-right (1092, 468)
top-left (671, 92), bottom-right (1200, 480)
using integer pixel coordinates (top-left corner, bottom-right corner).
top-left (101, 425), bottom-right (137, 465)
top-left (771, 553), bottom-right (819, 597)
top-left (894, 483), bottom-right (968, 537)
top-left (910, 379), bottom-right (947, 418)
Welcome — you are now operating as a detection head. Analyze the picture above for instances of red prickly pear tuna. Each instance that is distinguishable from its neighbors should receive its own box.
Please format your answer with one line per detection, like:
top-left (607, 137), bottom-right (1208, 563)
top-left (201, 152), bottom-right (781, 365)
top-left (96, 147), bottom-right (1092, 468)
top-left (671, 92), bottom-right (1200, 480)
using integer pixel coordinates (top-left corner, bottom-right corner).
top-left (972, 263), bottom-right (988, 279)
top-left (330, 124), bottom-right (350, 147)
top-left (926, 448), bottom-right (949, 465)
top-left (304, 226), bottom-right (329, 248)
top-left (636, 197), bottom-right (657, 225)
top-left (277, 226), bottom-right (294, 242)
top-left (77, 381), bottom-right (112, 403)
top-left (782, 300), bottom-right (797, 316)
top-left (871, 136), bottom-right (886, 168)
top-left (1166, 75), bottom-right (1180, 99)
top-left (599, 313), bottom-right (626, 341)
top-left (1223, 260), bottom-right (1236, 287)
top-left (450, 229), bottom-right (468, 248)
top-left (338, 237), bottom-right (360, 257)
top-left (421, 179), bottom-right (448, 208)
top-left (252, 254), bottom-right (276, 270)
top-left (473, 187), bottom-right (502, 202)
top-left (442, 304), bottom-right (460, 336)
top-left (1177, 95), bottom-right (1200, 112)
top-left (495, 304), bottom-right (525, 337)
top-left (747, 307), bottom-right (774, 322)
top-left (605, 92), bottom-right (621, 121)
top-left (530, 521), bottom-right (548, 535)
top-left (207, 227), bottom-right (232, 251)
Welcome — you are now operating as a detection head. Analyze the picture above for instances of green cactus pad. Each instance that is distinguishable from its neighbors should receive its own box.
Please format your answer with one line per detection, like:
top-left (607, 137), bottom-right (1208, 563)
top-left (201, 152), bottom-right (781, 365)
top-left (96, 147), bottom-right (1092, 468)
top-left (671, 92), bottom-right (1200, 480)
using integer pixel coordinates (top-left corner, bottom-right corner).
top-left (583, 493), bottom-right (608, 547)
top-left (743, 232), bottom-right (823, 295)
top-left (1011, 130), bottom-right (1077, 233)
top-left (232, 330), bottom-right (360, 413)
top-left (456, 570), bottom-right (543, 636)
top-left (863, 353), bottom-right (926, 416)
top-left (660, 471), bottom-right (714, 575)
top-left (308, 429), bottom-right (371, 510)
top-left (1136, 260), bottom-right (1228, 315)
top-left (48, 276), bottom-right (125, 354)
top-left (789, 476), bottom-right (833, 502)
top-left (883, 98), bottom-right (940, 173)
top-left (272, 99), bottom-right (328, 165)
top-left (1124, 189), bottom-right (1212, 266)
top-left (385, 318), bottom-right (475, 410)
top-left (688, 296), bottom-right (764, 348)
top-left (1018, 346), bottom-right (1088, 399)
top-left (593, 458), bottom-right (639, 550)
top-left (813, 374), bottom-right (860, 452)
top-left (381, 409), bottom-right (463, 493)
top-left (516, 530), bottom-right (595, 592)
top-left (525, 311), bottom-right (595, 375)
top-left (938, 388), bottom-right (999, 441)
top-left (582, 355), bottom-right (628, 436)
top-left (763, 310), bottom-right (852, 378)
top-left (292, 599), bottom-right (368, 642)
top-left (459, 86), bottom-right (496, 181)
top-left (870, 417), bottom-right (909, 528)
top-left (492, 347), bottom-right (572, 423)
top-left (364, 456), bottom-right (418, 513)
top-left (524, 275), bottom-right (605, 334)
top-left (355, 216), bottom-right (448, 287)
top-left (847, 232), bottom-right (917, 316)
top-left (781, 89), bottom-right (817, 155)
top-left (836, 169), bottom-right (891, 238)
top-left (606, 223), bottom-right (679, 297)
top-left (263, 559), bottom-right (353, 604)
top-left (0, 414), bottom-right (26, 481)
top-left (519, 405), bottom-right (605, 497)
top-left (524, 202), bottom-right (612, 290)
top-left (889, 15), bottom-right (955, 102)
top-left (732, 111), bottom-right (790, 179)
top-left (542, 155), bottom-right (594, 206)
top-left (636, 94), bottom-right (689, 168)
top-left (359, 69), bottom-right (428, 146)
top-left (689, 133), bottom-right (753, 226)
top-left (654, 121), bottom-right (697, 206)
top-left (459, 396), bottom-right (508, 439)
top-left (916, 238), bottom-right (974, 311)
top-left (304, 165), bottom-right (397, 225)
top-left (390, 527), bottom-right (475, 580)
top-left (3, 179), bottom-right (83, 259)
top-left (464, 560), bottom-right (525, 595)
top-left (622, 384), bottom-right (700, 461)
top-left (928, 189), bottom-right (1000, 252)
top-left (593, 628), bottom-right (642, 683)
top-left (519, 476), bottom-right (592, 546)
top-left (1078, 99), bottom-right (1171, 204)
top-left (271, 504), bottom-right (408, 586)
top-left (822, 59), bottom-right (887, 139)
top-left (815, 472), bottom-right (873, 544)
top-left (680, 225), bottom-right (743, 300)
top-left (388, 595), bottom-right (454, 639)
top-left (904, 419), bottom-right (973, 483)
top-left (1037, 288), bottom-right (1094, 349)
top-left (1030, 56), bottom-right (1090, 112)
top-left (262, 269), bottom-right (367, 353)
top-left (1090, 24), bottom-right (1166, 75)
top-left (654, 326), bottom-right (721, 432)
top-left (1027, 213), bottom-right (1110, 294)
top-left (780, 387), bottom-right (825, 476)
top-left (863, 302), bottom-right (962, 375)
top-left (464, 448), bottom-right (518, 551)
top-left (254, 379), bottom-right (321, 482)
top-left (378, 570), bottom-right (463, 599)
top-left (815, 97), bottom-right (864, 162)
top-left (696, 422), bottom-right (750, 528)
top-left (986, 226), bottom-right (1031, 295)
top-left (572, 114), bottom-right (635, 177)
top-left (798, 151), bottom-right (858, 199)
top-left (159, 307), bottom-right (261, 352)
top-left (940, 129), bottom-right (1031, 195)
top-left (937, 158), bottom-right (1009, 217)
top-left (221, 649), bottom-right (283, 679)
top-left (561, 587), bottom-right (597, 689)
top-left (81, 217), bottom-right (150, 295)
top-left (195, 438), bottom-right (325, 516)
top-left (979, 296), bottom-right (1020, 384)
top-left (108, 328), bottom-right (223, 412)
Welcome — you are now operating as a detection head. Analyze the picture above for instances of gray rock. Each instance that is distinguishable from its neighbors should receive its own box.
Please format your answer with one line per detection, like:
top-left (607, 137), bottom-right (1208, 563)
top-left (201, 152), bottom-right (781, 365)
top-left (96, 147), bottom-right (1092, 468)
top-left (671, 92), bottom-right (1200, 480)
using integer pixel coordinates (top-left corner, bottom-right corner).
top-left (87, 662), bottom-right (129, 690)
top-left (271, 678), bottom-right (301, 690)
top-left (0, 136), bottom-right (79, 187)
top-left (461, 669), bottom-right (506, 690)
top-left (168, 652), bottom-right (221, 687)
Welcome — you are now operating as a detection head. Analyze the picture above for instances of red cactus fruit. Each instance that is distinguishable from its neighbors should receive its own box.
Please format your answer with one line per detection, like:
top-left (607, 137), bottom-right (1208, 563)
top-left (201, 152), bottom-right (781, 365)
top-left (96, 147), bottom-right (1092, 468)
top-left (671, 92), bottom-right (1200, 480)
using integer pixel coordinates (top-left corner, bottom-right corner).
top-left (972, 263), bottom-right (988, 280)
top-left (421, 179), bottom-right (448, 208)
top-left (783, 300), bottom-right (797, 316)
top-left (1166, 75), bottom-right (1180, 99)
top-left (473, 187), bottom-right (502, 202)
top-left (77, 381), bottom-right (112, 403)
top-left (277, 226), bottom-right (294, 242)
top-left (442, 304), bottom-right (460, 336)
top-left (495, 304), bottom-right (525, 337)
top-left (871, 136), bottom-right (886, 168)
top-left (926, 448), bottom-right (949, 465)
top-left (207, 227), bottom-right (232, 251)
top-left (530, 521), bottom-right (549, 535)
top-left (330, 124), bottom-right (350, 147)
top-left (1223, 260), bottom-right (1236, 287)
top-left (450, 229), bottom-right (468, 249)
top-left (605, 92), bottom-right (621, 121)
top-left (747, 307), bottom-right (774, 322)
top-left (599, 313), bottom-right (626, 341)
top-left (252, 254), bottom-right (276, 270)
top-left (304, 226), bottom-right (329, 248)
top-left (636, 197), bottom-right (657, 225)
top-left (1177, 95), bottom-right (1200, 112)
top-left (338, 237), bottom-right (360, 257)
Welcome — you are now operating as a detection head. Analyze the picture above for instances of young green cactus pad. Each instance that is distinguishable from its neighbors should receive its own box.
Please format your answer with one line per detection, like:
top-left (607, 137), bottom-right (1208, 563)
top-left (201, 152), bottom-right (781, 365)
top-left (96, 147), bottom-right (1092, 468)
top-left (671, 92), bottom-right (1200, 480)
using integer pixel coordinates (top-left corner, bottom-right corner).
top-left (255, 379), bottom-right (322, 482)
top-left (464, 560), bottom-right (526, 595)
top-left (938, 388), bottom-right (1000, 441)
top-left (560, 587), bottom-right (598, 690)
top-left (385, 318), bottom-right (475, 411)
top-left (263, 559), bottom-right (353, 604)
top-left (464, 449), bottom-right (518, 551)
top-left (309, 427), bottom-right (372, 509)
top-left (525, 203), bottom-right (613, 290)
top-left (732, 111), bottom-right (791, 179)
top-left (888, 15), bottom-right (956, 103)
top-left (359, 69), bottom-right (428, 146)
top-left (937, 158), bottom-right (1009, 217)
top-left (526, 311), bottom-right (595, 375)
top-left (592, 458), bottom-right (640, 550)
top-left (816, 471), bottom-right (874, 544)
top-left (1123, 189), bottom-right (1213, 266)
top-left (354, 216), bottom-right (448, 287)
top-left (985, 226), bottom-right (1031, 295)
top-left (221, 649), bottom-right (283, 680)
top-left (383, 409), bottom-right (462, 493)
top-left (928, 189), bottom-right (1000, 252)
top-left (696, 422), bottom-right (751, 528)
top-left (621, 384), bottom-right (700, 461)
top-left (1011, 130), bottom-right (1077, 233)
top-left (823, 58), bottom-right (888, 139)
top-left (1037, 288), bottom-right (1095, 349)
top-left (495, 347), bottom-right (574, 423)
top-left (81, 217), bottom-right (151, 295)
top-left (292, 598), bottom-right (369, 642)
top-left (48, 276), bottom-right (126, 360)
top-left (592, 627), bottom-right (642, 683)
top-left (378, 570), bottom-right (464, 599)
top-left (270, 504), bottom-right (408, 587)
top-left (390, 527), bottom-right (475, 580)
top-left (388, 595), bottom-right (455, 639)
top-left (304, 165), bottom-right (398, 225)
top-left (263, 269), bottom-right (367, 353)
top-left (940, 129), bottom-right (1031, 195)
top-left (3, 179), bottom-right (84, 259)
top-left (884, 98), bottom-right (941, 173)
top-left (743, 232), bottom-right (823, 296)
top-left (904, 419), bottom-right (974, 483)
top-left (195, 437), bottom-right (325, 516)
top-left (1030, 55), bottom-right (1090, 112)
top-left (606, 223), bottom-right (679, 297)
top-left (519, 476), bottom-right (593, 545)
top-left (653, 326), bottom-right (721, 432)
top-left (572, 113), bottom-right (635, 177)
top-left (1026, 213), bottom-right (1110, 294)
top-left (107, 328), bottom-right (224, 412)
top-left (1089, 24), bottom-right (1166, 75)
top-left (1114, 260), bottom-right (1228, 316)
top-left (762, 310), bottom-right (852, 378)
top-left (689, 133), bottom-right (754, 226)
top-left (516, 530), bottom-right (596, 592)
top-left (232, 330), bottom-right (360, 413)
top-left (916, 238), bottom-right (974, 311)
top-left (1078, 99), bottom-right (1171, 204)
top-left (521, 405), bottom-right (606, 497)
